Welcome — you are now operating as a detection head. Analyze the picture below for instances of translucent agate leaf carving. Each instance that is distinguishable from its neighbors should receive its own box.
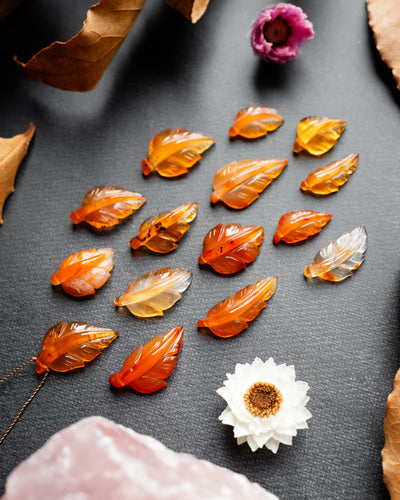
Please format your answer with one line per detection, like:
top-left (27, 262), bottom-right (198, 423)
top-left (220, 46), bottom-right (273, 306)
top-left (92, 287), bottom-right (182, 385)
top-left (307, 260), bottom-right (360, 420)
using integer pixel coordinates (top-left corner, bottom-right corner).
top-left (15, 0), bottom-right (146, 91)
top-left (0, 123), bottom-right (35, 225)
top-left (300, 154), bottom-right (359, 195)
top-left (293, 117), bottom-right (346, 156)
top-left (109, 325), bottom-right (183, 393)
top-left (273, 210), bottom-right (332, 244)
top-left (70, 185), bottom-right (146, 229)
top-left (130, 202), bottom-right (197, 253)
top-left (210, 158), bottom-right (287, 209)
top-left (35, 321), bottom-right (119, 374)
top-left (114, 268), bottom-right (192, 317)
top-left (198, 277), bottom-right (277, 337)
top-left (199, 223), bottom-right (264, 274)
top-left (228, 105), bottom-right (284, 139)
top-left (304, 226), bottom-right (367, 282)
top-left (141, 129), bottom-right (215, 177)
top-left (51, 248), bottom-right (114, 297)
top-left (382, 368), bottom-right (400, 498)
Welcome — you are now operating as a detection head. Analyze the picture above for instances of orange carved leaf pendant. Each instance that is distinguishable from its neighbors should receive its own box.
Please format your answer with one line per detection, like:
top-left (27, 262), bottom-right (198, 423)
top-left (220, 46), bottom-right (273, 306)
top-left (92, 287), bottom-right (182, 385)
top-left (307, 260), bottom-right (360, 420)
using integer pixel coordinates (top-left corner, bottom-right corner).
top-left (109, 325), bottom-right (183, 393)
top-left (300, 153), bottom-right (359, 195)
top-left (199, 223), bottom-right (264, 274)
top-left (273, 210), bottom-right (332, 244)
top-left (210, 158), bottom-right (287, 209)
top-left (198, 277), bottom-right (277, 337)
top-left (70, 185), bottom-right (146, 229)
top-left (293, 117), bottom-right (346, 156)
top-left (130, 202), bottom-right (197, 253)
top-left (228, 105), bottom-right (284, 139)
top-left (51, 248), bottom-right (114, 297)
top-left (141, 129), bottom-right (215, 177)
top-left (35, 321), bottom-right (119, 374)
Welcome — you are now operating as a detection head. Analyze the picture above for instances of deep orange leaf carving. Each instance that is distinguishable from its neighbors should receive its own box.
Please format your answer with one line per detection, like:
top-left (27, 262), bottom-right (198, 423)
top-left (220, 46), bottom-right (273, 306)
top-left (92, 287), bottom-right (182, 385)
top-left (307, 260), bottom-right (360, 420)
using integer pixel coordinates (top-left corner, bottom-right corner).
top-left (199, 223), bottom-right (264, 274)
top-left (198, 277), bottom-right (277, 337)
top-left (300, 153), bottom-right (359, 195)
top-left (210, 158), bottom-right (287, 209)
top-left (35, 321), bottom-right (119, 374)
top-left (293, 117), bottom-right (346, 156)
top-left (228, 105), bottom-right (284, 139)
top-left (273, 210), bottom-right (332, 244)
top-left (51, 248), bottom-right (114, 297)
top-left (70, 185), bottom-right (146, 229)
top-left (163, 0), bottom-right (210, 23)
top-left (382, 368), bottom-right (400, 498)
top-left (109, 325), bottom-right (183, 393)
top-left (141, 129), bottom-right (215, 177)
top-left (0, 123), bottom-right (35, 225)
top-left (15, 0), bottom-right (146, 92)
top-left (130, 202), bottom-right (197, 253)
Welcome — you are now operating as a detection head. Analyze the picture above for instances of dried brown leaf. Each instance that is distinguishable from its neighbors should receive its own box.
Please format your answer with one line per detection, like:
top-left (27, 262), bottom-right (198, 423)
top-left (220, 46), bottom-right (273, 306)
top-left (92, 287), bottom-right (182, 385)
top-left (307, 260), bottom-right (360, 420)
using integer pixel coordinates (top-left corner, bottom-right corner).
top-left (162, 0), bottom-right (210, 23)
top-left (15, 0), bottom-right (146, 91)
top-left (367, 0), bottom-right (400, 91)
top-left (382, 368), bottom-right (400, 498)
top-left (0, 0), bottom-right (24, 21)
top-left (0, 123), bottom-right (35, 225)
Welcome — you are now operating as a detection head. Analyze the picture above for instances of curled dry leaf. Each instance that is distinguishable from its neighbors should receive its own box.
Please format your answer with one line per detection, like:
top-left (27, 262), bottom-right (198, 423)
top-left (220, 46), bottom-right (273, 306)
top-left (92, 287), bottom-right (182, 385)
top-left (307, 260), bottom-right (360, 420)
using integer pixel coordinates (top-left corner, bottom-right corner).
top-left (162, 0), bottom-right (210, 23)
top-left (0, 123), bottom-right (35, 225)
top-left (367, 0), bottom-right (400, 91)
top-left (382, 368), bottom-right (400, 498)
top-left (15, 0), bottom-right (146, 92)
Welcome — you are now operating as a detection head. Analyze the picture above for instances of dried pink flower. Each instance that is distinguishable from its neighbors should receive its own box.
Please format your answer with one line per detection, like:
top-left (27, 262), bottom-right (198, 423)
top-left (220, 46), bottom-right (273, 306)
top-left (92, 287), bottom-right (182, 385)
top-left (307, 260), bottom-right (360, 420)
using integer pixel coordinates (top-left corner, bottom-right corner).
top-left (251, 3), bottom-right (314, 64)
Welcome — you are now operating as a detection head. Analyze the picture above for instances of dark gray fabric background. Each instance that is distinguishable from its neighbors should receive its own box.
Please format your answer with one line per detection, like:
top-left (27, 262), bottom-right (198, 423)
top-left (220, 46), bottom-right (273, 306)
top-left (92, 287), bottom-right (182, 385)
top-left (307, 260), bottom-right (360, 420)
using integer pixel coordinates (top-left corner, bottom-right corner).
top-left (0, 1), bottom-right (399, 498)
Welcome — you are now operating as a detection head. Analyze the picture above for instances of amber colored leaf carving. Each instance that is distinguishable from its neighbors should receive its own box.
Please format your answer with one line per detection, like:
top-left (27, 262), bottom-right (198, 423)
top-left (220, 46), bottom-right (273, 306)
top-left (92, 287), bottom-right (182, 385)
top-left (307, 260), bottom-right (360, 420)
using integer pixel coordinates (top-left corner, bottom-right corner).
top-left (35, 321), bottom-right (119, 374)
top-left (367, 0), bottom-right (400, 91)
top-left (293, 117), bottom-right (346, 156)
top-left (141, 129), bottom-right (215, 177)
top-left (300, 153), bottom-right (359, 196)
top-left (210, 158), bottom-right (287, 209)
top-left (228, 105), bottom-right (284, 139)
top-left (199, 223), bottom-right (264, 274)
top-left (0, 123), bottom-right (35, 225)
top-left (51, 248), bottom-right (114, 297)
top-left (382, 368), bottom-right (400, 498)
top-left (273, 210), bottom-right (332, 244)
top-left (14, 0), bottom-right (146, 92)
top-left (304, 226), bottom-right (367, 282)
top-left (130, 201), bottom-right (197, 253)
top-left (109, 325), bottom-right (183, 393)
top-left (70, 185), bottom-right (146, 229)
top-left (163, 0), bottom-right (210, 23)
top-left (198, 277), bottom-right (277, 337)
top-left (114, 268), bottom-right (192, 317)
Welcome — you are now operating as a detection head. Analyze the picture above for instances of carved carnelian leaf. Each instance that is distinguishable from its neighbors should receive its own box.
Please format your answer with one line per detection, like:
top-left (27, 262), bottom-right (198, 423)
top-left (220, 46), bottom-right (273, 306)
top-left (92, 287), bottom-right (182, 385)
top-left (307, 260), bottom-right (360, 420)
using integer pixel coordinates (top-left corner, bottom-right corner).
top-left (114, 268), bottom-right (192, 317)
top-left (304, 226), bottom-right (367, 282)
top-left (300, 153), bottom-right (359, 195)
top-left (109, 325), bottom-right (183, 393)
top-left (141, 129), bottom-right (215, 177)
top-left (293, 117), bottom-right (346, 156)
top-left (0, 123), bottom-right (35, 225)
top-left (210, 158), bottom-right (287, 209)
top-left (35, 321), bottom-right (119, 374)
top-left (382, 368), bottom-right (400, 498)
top-left (199, 223), bottom-right (264, 274)
top-left (198, 277), bottom-right (277, 337)
top-left (273, 210), bottom-right (332, 244)
top-left (51, 248), bottom-right (114, 297)
top-left (15, 0), bottom-right (146, 91)
top-left (70, 185), bottom-right (146, 229)
top-left (130, 202), bottom-right (197, 253)
top-left (228, 105), bottom-right (284, 139)
top-left (163, 0), bottom-right (210, 23)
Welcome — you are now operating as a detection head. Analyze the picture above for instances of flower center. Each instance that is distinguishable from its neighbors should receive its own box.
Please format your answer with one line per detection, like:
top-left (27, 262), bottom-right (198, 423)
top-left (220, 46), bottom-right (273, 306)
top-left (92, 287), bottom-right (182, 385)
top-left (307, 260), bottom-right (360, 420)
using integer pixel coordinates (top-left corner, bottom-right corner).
top-left (244, 382), bottom-right (283, 418)
top-left (263, 17), bottom-right (291, 46)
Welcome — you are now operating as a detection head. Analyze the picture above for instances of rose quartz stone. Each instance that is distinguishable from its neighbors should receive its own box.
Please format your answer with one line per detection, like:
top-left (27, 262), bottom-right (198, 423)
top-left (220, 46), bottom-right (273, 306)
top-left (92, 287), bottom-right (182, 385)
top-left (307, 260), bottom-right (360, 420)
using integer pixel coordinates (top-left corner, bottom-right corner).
top-left (2, 416), bottom-right (278, 500)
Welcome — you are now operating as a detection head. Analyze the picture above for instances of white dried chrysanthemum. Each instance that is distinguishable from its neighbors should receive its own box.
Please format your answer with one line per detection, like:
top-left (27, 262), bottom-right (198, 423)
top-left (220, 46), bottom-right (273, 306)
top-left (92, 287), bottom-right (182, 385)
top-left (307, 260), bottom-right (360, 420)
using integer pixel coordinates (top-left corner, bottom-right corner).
top-left (217, 357), bottom-right (311, 453)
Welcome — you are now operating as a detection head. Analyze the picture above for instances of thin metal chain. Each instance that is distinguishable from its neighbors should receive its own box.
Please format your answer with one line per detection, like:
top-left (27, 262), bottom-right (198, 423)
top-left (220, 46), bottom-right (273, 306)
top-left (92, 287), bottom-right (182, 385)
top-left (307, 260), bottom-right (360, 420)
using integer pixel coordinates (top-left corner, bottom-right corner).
top-left (0, 370), bottom-right (49, 445)
top-left (0, 358), bottom-right (36, 384)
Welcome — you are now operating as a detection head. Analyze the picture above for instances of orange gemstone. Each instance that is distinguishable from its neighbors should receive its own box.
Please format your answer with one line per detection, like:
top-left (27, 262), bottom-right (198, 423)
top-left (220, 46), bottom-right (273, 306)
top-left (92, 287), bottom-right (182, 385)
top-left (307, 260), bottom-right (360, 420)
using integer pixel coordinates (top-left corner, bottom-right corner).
top-left (273, 210), bottom-right (332, 244)
top-left (228, 105), bottom-right (284, 139)
top-left (293, 116), bottom-right (346, 156)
